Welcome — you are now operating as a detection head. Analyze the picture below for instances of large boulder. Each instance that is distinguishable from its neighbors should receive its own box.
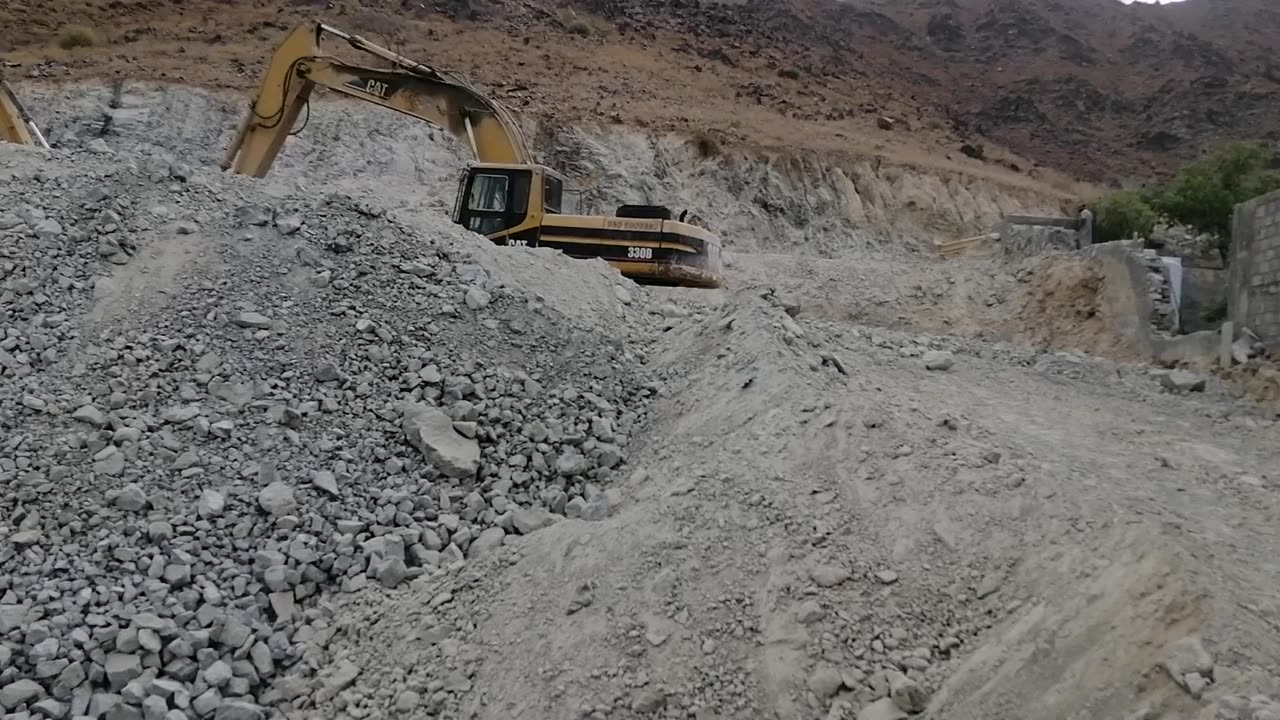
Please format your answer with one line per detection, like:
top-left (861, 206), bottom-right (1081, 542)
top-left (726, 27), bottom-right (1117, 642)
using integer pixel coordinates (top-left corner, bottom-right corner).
top-left (402, 403), bottom-right (480, 478)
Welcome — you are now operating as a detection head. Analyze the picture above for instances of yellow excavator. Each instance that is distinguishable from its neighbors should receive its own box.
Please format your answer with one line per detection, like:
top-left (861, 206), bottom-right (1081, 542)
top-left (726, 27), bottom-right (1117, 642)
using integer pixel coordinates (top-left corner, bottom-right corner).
top-left (1, 78), bottom-right (50, 148)
top-left (223, 22), bottom-right (723, 288)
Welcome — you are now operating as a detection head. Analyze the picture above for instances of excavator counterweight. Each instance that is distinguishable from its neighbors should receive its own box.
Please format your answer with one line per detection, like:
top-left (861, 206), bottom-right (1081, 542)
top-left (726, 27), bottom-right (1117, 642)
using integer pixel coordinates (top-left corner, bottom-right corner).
top-left (223, 22), bottom-right (722, 288)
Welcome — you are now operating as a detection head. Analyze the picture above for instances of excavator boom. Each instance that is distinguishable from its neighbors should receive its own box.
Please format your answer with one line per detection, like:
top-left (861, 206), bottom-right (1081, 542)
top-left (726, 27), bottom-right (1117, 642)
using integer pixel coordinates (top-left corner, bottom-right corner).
top-left (223, 22), bottom-right (531, 175)
top-left (225, 22), bottom-right (723, 289)
top-left (1, 79), bottom-right (50, 148)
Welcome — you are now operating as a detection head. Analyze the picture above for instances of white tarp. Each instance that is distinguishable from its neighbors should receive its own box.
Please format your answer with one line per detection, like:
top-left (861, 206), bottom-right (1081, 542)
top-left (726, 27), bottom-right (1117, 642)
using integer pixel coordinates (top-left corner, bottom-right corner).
top-left (1161, 256), bottom-right (1184, 310)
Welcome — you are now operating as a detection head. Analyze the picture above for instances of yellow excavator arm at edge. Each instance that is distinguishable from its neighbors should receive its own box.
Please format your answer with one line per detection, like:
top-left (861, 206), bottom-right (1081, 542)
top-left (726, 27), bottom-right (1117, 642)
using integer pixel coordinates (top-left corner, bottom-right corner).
top-left (1, 78), bottom-right (50, 148)
top-left (222, 22), bottom-right (532, 177)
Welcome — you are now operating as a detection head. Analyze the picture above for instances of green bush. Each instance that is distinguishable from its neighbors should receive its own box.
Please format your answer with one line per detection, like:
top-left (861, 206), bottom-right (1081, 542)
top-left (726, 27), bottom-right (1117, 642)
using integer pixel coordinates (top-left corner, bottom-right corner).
top-left (1093, 190), bottom-right (1157, 242)
top-left (1146, 141), bottom-right (1280, 237)
top-left (58, 25), bottom-right (99, 50)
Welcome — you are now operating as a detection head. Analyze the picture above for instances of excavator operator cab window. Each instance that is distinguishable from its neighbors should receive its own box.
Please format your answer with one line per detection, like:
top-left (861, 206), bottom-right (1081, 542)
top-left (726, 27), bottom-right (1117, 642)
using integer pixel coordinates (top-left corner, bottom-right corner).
top-left (457, 169), bottom-right (531, 238)
top-left (469, 174), bottom-right (508, 212)
top-left (544, 176), bottom-right (563, 215)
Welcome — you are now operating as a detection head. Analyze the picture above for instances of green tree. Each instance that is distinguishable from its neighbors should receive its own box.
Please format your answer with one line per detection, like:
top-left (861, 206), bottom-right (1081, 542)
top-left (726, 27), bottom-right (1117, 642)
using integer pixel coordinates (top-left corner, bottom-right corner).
top-left (1093, 190), bottom-right (1157, 242)
top-left (1146, 141), bottom-right (1280, 237)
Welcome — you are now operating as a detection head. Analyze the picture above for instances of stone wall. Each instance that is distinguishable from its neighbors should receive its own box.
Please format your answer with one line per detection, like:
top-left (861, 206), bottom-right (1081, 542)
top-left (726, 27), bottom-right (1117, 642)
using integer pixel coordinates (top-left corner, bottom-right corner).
top-left (995, 215), bottom-right (1080, 258)
top-left (1230, 190), bottom-right (1280, 342)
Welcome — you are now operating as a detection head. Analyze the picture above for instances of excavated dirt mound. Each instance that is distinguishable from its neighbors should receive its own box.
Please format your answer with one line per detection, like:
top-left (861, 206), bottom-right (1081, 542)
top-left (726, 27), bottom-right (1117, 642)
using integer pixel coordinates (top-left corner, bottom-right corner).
top-left (1007, 255), bottom-right (1146, 361)
top-left (329, 288), bottom-right (1280, 720)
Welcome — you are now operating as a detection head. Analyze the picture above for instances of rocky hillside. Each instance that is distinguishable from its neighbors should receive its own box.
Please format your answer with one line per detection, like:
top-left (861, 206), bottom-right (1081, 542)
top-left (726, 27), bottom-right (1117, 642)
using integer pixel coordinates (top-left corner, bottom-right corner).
top-left (1, 0), bottom-right (1278, 183)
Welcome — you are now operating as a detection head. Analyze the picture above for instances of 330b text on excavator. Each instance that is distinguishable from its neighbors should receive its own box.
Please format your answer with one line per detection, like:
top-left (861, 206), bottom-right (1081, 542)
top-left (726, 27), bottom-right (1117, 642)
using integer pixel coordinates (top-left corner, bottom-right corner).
top-left (222, 22), bottom-right (724, 288)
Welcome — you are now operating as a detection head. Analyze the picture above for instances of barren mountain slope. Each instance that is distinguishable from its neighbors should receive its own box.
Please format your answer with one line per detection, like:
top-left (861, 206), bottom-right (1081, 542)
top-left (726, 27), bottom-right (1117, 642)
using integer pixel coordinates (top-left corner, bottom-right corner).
top-left (2, 0), bottom-right (1277, 182)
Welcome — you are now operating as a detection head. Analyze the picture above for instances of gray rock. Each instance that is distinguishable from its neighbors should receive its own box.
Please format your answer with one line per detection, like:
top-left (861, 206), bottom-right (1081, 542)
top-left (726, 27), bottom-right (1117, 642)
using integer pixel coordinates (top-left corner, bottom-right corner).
top-left (887, 670), bottom-right (928, 713)
top-left (922, 350), bottom-right (955, 371)
top-left (235, 204), bottom-right (272, 226)
top-left (0, 679), bottom-right (44, 710)
top-left (32, 697), bottom-right (69, 719)
top-left (630, 687), bottom-right (666, 713)
top-left (258, 482), bottom-right (297, 516)
top-left (374, 558), bottom-right (408, 588)
top-left (114, 484), bottom-right (149, 511)
top-left (88, 692), bottom-right (123, 718)
top-left (10, 529), bottom-right (41, 545)
top-left (105, 653), bottom-right (143, 690)
top-left (581, 489), bottom-right (622, 521)
top-left (857, 698), bottom-right (908, 720)
top-left (263, 566), bottom-right (289, 593)
top-left (808, 564), bottom-right (850, 588)
top-left (231, 312), bottom-right (273, 330)
top-left (807, 666), bottom-right (843, 699)
top-left (214, 702), bottom-right (266, 720)
top-left (142, 695), bottom-right (168, 720)
top-left (467, 527), bottom-right (506, 558)
top-left (197, 489), bottom-right (225, 518)
top-left (192, 688), bottom-right (221, 717)
top-left (1157, 370), bottom-right (1207, 393)
top-left (72, 405), bottom-right (109, 428)
top-left (394, 690), bottom-right (421, 711)
top-left (53, 661), bottom-right (86, 697)
top-left (876, 570), bottom-right (900, 584)
top-left (161, 406), bottom-right (201, 423)
top-left (1162, 636), bottom-right (1214, 681)
top-left (34, 218), bottom-right (65, 239)
top-left (275, 215), bottom-right (303, 235)
top-left (402, 404), bottom-right (480, 478)
top-left (311, 471), bottom-right (340, 497)
top-left (1183, 672), bottom-right (1208, 699)
top-left (204, 660), bottom-right (233, 688)
top-left (399, 261), bottom-right (435, 278)
top-left (555, 449), bottom-right (591, 477)
top-left (322, 661), bottom-right (360, 698)
top-left (795, 600), bottom-right (825, 624)
top-left (269, 592), bottom-right (296, 622)
top-left (464, 287), bottom-right (492, 310)
top-left (314, 363), bottom-right (342, 382)
top-left (512, 506), bottom-right (556, 535)
top-left (249, 643), bottom-right (274, 678)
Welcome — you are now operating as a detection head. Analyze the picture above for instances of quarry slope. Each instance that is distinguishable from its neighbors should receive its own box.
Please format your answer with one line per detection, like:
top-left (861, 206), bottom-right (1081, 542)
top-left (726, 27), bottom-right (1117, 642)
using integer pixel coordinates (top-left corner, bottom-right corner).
top-left (2, 0), bottom-right (1278, 182)
top-left (1, 87), bottom-right (1279, 720)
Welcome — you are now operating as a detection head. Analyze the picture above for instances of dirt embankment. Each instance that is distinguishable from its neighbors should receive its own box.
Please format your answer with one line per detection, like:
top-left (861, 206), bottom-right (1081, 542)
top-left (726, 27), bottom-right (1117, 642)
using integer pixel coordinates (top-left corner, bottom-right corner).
top-left (4, 0), bottom-right (1278, 184)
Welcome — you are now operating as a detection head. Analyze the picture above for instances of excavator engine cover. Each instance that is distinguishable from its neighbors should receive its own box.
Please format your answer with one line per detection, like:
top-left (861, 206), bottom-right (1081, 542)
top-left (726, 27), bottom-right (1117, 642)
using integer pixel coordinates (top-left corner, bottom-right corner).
top-left (616, 205), bottom-right (673, 221)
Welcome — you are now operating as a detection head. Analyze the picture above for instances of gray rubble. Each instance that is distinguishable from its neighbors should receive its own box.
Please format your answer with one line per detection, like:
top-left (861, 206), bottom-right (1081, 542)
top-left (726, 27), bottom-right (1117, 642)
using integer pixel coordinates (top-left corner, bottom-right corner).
top-left (0, 140), bottom-right (657, 719)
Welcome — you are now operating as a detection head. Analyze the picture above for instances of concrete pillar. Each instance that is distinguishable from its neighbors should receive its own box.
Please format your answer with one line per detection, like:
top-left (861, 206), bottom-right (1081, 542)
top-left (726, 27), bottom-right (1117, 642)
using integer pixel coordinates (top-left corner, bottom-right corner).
top-left (1219, 321), bottom-right (1234, 368)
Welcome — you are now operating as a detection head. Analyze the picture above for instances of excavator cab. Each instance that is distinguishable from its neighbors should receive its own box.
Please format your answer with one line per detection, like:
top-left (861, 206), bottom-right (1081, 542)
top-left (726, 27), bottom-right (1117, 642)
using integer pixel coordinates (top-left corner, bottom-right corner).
top-left (452, 162), bottom-right (565, 241)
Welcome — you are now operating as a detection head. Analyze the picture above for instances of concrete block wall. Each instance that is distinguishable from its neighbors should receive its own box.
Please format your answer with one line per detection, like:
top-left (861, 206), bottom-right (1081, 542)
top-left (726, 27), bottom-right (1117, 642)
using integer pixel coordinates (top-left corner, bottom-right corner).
top-left (1230, 190), bottom-right (1280, 342)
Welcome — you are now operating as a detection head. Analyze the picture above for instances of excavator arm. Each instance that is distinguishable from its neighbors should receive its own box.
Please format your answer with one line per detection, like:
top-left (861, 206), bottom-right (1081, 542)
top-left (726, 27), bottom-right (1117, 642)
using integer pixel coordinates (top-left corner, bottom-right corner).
top-left (223, 22), bottom-right (531, 176)
top-left (1, 78), bottom-right (50, 148)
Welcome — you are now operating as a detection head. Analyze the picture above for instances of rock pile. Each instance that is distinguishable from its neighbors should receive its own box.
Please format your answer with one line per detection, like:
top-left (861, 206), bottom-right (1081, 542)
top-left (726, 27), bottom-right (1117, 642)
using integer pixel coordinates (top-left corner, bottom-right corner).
top-left (0, 141), bottom-right (655, 718)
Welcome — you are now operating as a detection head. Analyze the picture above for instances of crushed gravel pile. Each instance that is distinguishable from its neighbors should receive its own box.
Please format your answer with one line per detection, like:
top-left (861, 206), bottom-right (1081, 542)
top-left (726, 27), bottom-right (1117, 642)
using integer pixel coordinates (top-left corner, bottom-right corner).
top-left (0, 140), bottom-right (659, 719)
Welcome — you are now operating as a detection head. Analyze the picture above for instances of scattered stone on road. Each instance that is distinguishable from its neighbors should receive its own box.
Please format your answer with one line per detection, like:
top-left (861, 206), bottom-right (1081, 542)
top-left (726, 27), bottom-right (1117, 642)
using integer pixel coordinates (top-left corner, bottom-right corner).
top-left (923, 350), bottom-right (955, 371)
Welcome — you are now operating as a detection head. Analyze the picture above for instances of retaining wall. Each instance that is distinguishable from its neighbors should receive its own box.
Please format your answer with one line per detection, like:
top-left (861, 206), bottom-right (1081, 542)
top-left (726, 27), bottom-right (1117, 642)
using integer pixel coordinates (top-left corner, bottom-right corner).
top-left (1230, 190), bottom-right (1280, 341)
